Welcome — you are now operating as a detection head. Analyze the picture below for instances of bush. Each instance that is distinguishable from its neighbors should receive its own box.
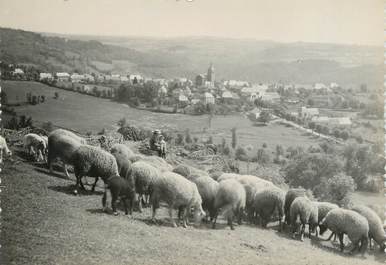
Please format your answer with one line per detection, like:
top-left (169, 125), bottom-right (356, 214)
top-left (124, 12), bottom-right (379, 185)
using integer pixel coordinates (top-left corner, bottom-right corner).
top-left (316, 174), bottom-right (356, 205)
top-left (235, 147), bottom-right (248, 161)
top-left (256, 148), bottom-right (271, 166)
top-left (175, 133), bottom-right (184, 145)
top-left (284, 153), bottom-right (342, 191)
top-left (340, 130), bottom-right (349, 140)
top-left (223, 145), bottom-right (231, 156)
top-left (185, 129), bottom-right (192, 143)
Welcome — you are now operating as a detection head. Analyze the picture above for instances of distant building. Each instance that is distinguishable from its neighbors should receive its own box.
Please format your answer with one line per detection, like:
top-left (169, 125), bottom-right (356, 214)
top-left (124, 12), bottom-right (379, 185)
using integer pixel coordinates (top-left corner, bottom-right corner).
top-left (207, 63), bottom-right (215, 83)
top-left (120, 76), bottom-right (129, 82)
top-left (129, 74), bottom-right (142, 83)
top-left (330, 82), bottom-right (340, 89)
top-left (300, 106), bottom-right (319, 118)
top-left (203, 92), bottom-right (215, 104)
top-left (223, 80), bottom-right (249, 88)
top-left (195, 74), bottom-right (205, 87)
top-left (56, 72), bottom-right (70, 82)
top-left (12, 68), bottom-right (24, 75)
top-left (111, 74), bottom-right (121, 82)
top-left (71, 73), bottom-right (83, 83)
top-left (83, 74), bottom-right (95, 83)
top-left (260, 92), bottom-right (281, 102)
top-left (178, 94), bottom-right (189, 103)
top-left (39, 73), bottom-right (53, 81)
top-left (222, 90), bottom-right (233, 99)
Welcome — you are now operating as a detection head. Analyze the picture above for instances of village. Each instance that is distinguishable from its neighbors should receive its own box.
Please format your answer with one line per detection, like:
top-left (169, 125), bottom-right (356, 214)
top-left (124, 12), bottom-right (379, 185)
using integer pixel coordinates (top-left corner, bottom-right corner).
top-left (1, 61), bottom-right (381, 146)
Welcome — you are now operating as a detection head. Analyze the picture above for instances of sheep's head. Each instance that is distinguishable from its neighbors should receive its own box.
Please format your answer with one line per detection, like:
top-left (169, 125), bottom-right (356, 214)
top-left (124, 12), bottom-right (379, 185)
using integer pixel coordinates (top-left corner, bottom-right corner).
top-left (380, 240), bottom-right (386, 253)
top-left (193, 203), bottom-right (206, 224)
top-left (318, 224), bottom-right (328, 235)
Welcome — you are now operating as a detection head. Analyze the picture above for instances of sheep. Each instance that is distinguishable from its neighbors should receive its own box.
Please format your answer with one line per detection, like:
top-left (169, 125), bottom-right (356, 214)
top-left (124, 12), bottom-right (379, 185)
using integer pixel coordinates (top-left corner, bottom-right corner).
top-left (319, 208), bottom-right (369, 254)
top-left (47, 134), bottom-right (83, 178)
top-left (231, 174), bottom-right (274, 223)
top-left (284, 188), bottom-right (307, 225)
top-left (192, 175), bottom-right (219, 221)
top-left (70, 145), bottom-right (119, 194)
top-left (212, 178), bottom-right (246, 230)
top-left (130, 154), bottom-right (173, 172)
top-left (289, 196), bottom-right (318, 241)
top-left (0, 135), bottom-right (12, 163)
top-left (49, 129), bottom-right (87, 145)
top-left (172, 164), bottom-right (209, 181)
top-left (23, 133), bottom-right (47, 162)
top-left (110, 144), bottom-right (133, 177)
top-left (217, 172), bottom-right (239, 182)
top-left (102, 175), bottom-right (137, 216)
top-left (252, 186), bottom-right (285, 231)
top-left (130, 161), bottom-right (162, 212)
top-left (352, 205), bottom-right (386, 251)
top-left (150, 171), bottom-right (206, 228)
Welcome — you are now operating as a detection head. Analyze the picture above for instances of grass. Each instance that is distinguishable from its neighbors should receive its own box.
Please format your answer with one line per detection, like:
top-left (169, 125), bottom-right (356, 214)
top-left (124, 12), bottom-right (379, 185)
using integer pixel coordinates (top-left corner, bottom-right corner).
top-left (1, 81), bottom-right (324, 154)
top-left (2, 158), bottom-right (386, 265)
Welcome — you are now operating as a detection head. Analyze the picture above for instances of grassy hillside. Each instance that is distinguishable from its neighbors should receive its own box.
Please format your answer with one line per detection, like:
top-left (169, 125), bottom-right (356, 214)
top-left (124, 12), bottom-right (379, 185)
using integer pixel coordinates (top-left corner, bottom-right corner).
top-left (1, 158), bottom-right (385, 265)
top-left (1, 27), bottom-right (383, 87)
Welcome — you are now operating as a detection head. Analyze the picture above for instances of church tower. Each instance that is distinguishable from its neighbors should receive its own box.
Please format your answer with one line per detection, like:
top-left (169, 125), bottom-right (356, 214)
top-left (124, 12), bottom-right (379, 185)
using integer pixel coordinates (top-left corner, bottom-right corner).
top-left (207, 63), bottom-right (215, 83)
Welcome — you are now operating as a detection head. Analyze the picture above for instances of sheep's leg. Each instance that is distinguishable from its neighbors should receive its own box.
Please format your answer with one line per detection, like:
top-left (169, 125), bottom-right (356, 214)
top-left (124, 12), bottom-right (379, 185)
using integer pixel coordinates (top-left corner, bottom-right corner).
top-left (122, 197), bottom-right (129, 215)
top-left (359, 237), bottom-right (368, 255)
top-left (0, 149), bottom-right (3, 163)
top-left (338, 233), bottom-right (345, 252)
top-left (151, 206), bottom-right (157, 222)
top-left (63, 163), bottom-right (70, 179)
top-left (349, 240), bottom-right (359, 254)
top-left (237, 208), bottom-right (242, 225)
top-left (91, 177), bottom-right (99, 192)
top-left (325, 231), bottom-right (335, 241)
top-left (102, 191), bottom-right (108, 212)
top-left (300, 224), bottom-right (305, 241)
top-left (182, 207), bottom-right (189, 228)
top-left (228, 214), bottom-right (235, 230)
top-left (212, 210), bottom-right (218, 229)
top-left (79, 177), bottom-right (87, 191)
top-left (138, 194), bottom-right (143, 213)
top-left (368, 236), bottom-right (372, 249)
top-left (111, 193), bottom-right (119, 216)
top-left (169, 207), bottom-right (177, 227)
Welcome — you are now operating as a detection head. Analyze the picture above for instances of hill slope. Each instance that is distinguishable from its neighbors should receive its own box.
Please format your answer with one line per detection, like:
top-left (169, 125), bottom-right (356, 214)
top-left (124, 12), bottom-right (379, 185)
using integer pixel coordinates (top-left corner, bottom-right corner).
top-left (2, 158), bottom-right (385, 265)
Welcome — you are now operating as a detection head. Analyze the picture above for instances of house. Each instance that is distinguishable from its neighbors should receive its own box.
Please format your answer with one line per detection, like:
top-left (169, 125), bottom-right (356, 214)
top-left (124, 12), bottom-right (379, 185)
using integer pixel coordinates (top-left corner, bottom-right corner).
top-left (56, 72), bottom-right (70, 82)
top-left (39, 73), bottom-right (53, 81)
top-left (178, 94), bottom-right (189, 103)
top-left (222, 90), bottom-right (233, 99)
top-left (241, 84), bottom-right (268, 97)
top-left (203, 92), bottom-right (215, 104)
top-left (223, 80), bottom-right (249, 88)
top-left (129, 74), bottom-right (142, 83)
top-left (260, 92), bottom-right (281, 102)
top-left (300, 106), bottom-right (319, 118)
top-left (71, 73), bottom-right (83, 83)
top-left (158, 85), bottom-right (168, 96)
top-left (83, 74), bottom-right (95, 83)
top-left (314, 83), bottom-right (327, 90)
top-left (120, 76), bottom-right (129, 82)
top-left (12, 68), bottom-right (24, 75)
top-left (111, 74), bottom-right (121, 82)
top-left (195, 74), bottom-right (205, 87)
top-left (330, 82), bottom-right (340, 89)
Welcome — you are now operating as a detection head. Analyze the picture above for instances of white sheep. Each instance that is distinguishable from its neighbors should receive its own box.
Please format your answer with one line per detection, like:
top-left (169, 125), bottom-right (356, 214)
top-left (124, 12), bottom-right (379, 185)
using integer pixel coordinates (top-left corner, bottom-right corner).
top-left (284, 188), bottom-right (307, 226)
top-left (23, 133), bottom-right (47, 162)
top-left (130, 160), bottom-right (162, 212)
top-left (50, 129), bottom-right (87, 145)
top-left (130, 154), bottom-right (173, 172)
top-left (352, 204), bottom-right (386, 251)
top-left (150, 171), bottom-right (205, 228)
top-left (70, 145), bottom-right (119, 194)
top-left (193, 175), bottom-right (219, 221)
top-left (0, 135), bottom-right (12, 163)
top-left (47, 133), bottom-right (83, 178)
top-left (212, 178), bottom-right (246, 230)
top-left (289, 196), bottom-right (318, 241)
top-left (319, 208), bottom-right (369, 254)
top-left (252, 186), bottom-right (285, 231)
top-left (172, 163), bottom-right (209, 181)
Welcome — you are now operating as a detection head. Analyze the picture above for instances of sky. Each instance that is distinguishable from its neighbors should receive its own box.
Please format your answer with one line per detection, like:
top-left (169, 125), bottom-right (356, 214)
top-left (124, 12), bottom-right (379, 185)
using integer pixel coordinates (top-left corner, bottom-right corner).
top-left (0, 0), bottom-right (384, 46)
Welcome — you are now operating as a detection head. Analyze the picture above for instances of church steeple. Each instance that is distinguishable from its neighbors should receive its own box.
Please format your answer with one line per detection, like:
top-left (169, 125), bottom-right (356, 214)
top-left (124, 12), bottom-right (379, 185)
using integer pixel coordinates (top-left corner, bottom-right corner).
top-left (207, 62), bottom-right (215, 82)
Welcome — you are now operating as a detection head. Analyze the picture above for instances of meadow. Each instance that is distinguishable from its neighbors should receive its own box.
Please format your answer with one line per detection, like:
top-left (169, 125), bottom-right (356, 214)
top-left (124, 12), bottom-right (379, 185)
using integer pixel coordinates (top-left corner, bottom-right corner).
top-left (1, 81), bottom-right (323, 154)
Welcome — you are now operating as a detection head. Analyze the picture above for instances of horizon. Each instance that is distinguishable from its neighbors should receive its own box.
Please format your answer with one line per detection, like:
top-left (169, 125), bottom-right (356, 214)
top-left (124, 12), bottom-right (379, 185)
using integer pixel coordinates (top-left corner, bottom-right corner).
top-left (0, 0), bottom-right (383, 46)
top-left (2, 26), bottom-right (383, 48)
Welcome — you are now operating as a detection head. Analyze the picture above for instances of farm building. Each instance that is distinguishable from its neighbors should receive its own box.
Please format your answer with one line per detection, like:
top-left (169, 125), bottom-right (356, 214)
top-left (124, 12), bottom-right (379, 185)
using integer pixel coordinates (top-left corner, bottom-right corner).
top-left (55, 72), bottom-right (70, 82)
top-left (203, 92), bottom-right (215, 104)
top-left (300, 106), bottom-right (319, 118)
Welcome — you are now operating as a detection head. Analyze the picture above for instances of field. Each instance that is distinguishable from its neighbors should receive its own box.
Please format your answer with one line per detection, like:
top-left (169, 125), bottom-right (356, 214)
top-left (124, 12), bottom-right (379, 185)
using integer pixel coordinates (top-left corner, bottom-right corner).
top-left (1, 81), bottom-right (323, 154)
top-left (2, 159), bottom-right (385, 265)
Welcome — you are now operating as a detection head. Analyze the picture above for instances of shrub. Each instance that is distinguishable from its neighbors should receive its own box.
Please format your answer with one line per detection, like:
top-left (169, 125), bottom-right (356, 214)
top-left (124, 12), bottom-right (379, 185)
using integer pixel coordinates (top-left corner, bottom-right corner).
top-left (223, 145), bottom-right (231, 156)
top-left (340, 130), bottom-right (349, 140)
top-left (185, 129), bottom-right (192, 143)
top-left (175, 133), bottom-right (184, 145)
top-left (284, 153), bottom-right (342, 191)
top-left (41, 121), bottom-right (54, 132)
top-left (235, 147), bottom-right (248, 161)
top-left (315, 174), bottom-right (356, 205)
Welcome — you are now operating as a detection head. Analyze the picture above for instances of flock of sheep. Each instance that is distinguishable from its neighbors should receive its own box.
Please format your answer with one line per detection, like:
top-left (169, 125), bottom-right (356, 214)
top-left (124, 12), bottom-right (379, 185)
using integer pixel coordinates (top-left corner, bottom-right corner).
top-left (1, 129), bottom-right (385, 257)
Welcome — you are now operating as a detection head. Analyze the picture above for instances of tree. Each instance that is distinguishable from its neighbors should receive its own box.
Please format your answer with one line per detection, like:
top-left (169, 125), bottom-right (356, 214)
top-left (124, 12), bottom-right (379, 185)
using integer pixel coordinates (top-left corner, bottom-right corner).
top-left (231, 127), bottom-right (237, 149)
top-left (176, 133), bottom-right (184, 145)
top-left (41, 121), bottom-right (54, 132)
top-left (235, 147), bottom-right (248, 161)
top-left (316, 174), bottom-right (356, 204)
top-left (185, 129), bottom-right (192, 143)
top-left (1, 91), bottom-right (8, 105)
top-left (340, 131), bottom-right (349, 141)
top-left (284, 153), bottom-right (342, 192)
top-left (54, 92), bottom-right (59, 99)
top-left (258, 110), bottom-right (271, 124)
top-left (307, 98), bottom-right (314, 106)
top-left (117, 117), bottom-right (127, 128)
top-left (256, 148), bottom-right (271, 166)
top-left (308, 121), bottom-right (316, 131)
